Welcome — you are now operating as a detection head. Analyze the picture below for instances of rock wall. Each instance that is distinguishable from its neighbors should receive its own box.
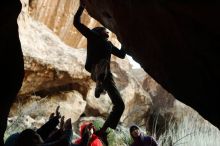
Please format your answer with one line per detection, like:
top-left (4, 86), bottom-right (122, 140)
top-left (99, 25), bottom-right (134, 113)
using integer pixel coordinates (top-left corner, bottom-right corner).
top-left (83, 0), bottom-right (220, 129)
top-left (0, 0), bottom-right (24, 145)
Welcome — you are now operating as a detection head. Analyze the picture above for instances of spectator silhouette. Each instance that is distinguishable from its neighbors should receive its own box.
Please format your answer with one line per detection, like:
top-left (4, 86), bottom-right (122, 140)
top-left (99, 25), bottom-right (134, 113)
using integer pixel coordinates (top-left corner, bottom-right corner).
top-left (73, 0), bottom-right (126, 138)
top-left (130, 125), bottom-right (158, 146)
top-left (15, 118), bottom-right (73, 146)
top-left (5, 106), bottom-right (74, 146)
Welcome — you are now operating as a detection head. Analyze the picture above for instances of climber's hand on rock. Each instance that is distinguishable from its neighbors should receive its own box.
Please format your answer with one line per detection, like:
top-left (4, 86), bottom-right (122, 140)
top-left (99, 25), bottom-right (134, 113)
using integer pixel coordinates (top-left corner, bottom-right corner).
top-left (80, 0), bottom-right (86, 8)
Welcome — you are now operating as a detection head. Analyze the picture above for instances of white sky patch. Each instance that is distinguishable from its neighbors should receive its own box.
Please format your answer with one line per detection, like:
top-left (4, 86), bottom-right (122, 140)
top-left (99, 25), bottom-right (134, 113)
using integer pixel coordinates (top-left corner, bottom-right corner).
top-left (127, 55), bottom-right (141, 69)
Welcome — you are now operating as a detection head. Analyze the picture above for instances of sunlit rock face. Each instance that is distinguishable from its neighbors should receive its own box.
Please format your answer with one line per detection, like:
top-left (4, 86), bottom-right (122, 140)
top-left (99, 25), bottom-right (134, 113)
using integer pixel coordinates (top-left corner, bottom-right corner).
top-left (18, 2), bottom-right (90, 96)
top-left (28, 0), bottom-right (122, 48)
top-left (28, 0), bottom-right (98, 48)
top-left (10, 91), bottom-right (86, 123)
top-left (83, 0), bottom-right (220, 128)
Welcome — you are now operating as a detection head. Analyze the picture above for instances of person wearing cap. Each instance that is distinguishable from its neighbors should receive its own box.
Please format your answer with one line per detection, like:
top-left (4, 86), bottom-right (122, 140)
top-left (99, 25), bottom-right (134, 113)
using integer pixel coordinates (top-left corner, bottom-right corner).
top-left (130, 125), bottom-right (158, 146)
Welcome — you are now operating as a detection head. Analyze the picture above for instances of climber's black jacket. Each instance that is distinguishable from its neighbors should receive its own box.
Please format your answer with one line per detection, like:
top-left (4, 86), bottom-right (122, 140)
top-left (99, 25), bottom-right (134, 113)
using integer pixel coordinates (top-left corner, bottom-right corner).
top-left (73, 6), bottom-right (126, 73)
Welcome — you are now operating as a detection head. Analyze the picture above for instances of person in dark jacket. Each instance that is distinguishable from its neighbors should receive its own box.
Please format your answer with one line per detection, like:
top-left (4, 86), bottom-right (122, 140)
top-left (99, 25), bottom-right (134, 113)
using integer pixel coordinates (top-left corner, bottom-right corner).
top-left (73, 0), bottom-right (126, 137)
top-left (130, 125), bottom-right (158, 146)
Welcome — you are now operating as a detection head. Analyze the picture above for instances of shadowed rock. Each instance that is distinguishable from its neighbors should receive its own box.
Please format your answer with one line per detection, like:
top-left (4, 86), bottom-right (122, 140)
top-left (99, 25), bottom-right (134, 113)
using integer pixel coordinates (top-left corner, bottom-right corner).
top-left (84, 0), bottom-right (220, 129)
top-left (0, 0), bottom-right (24, 145)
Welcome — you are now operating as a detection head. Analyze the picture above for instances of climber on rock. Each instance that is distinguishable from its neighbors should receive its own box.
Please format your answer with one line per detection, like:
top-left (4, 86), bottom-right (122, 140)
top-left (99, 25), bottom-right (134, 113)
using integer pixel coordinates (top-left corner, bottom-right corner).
top-left (73, 0), bottom-right (126, 139)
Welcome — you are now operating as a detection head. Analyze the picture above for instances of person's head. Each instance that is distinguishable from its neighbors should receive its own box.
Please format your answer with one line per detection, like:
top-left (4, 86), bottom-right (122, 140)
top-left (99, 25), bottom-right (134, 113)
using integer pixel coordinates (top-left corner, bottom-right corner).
top-left (130, 125), bottom-right (141, 139)
top-left (92, 27), bottom-right (109, 40)
top-left (16, 129), bottom-right (43, 146)
top-left (80, 122), bottom-right (96, 138)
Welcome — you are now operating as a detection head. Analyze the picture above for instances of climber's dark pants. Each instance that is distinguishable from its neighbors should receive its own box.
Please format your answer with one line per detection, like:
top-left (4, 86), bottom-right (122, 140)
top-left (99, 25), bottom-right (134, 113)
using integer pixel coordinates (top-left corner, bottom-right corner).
top-left (102, 73), bottom-right (125, 129)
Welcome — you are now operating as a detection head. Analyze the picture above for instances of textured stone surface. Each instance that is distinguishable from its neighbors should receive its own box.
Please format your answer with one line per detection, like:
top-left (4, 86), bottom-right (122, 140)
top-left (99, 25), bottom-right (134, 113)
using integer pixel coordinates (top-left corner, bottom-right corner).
top-left (18, 1), bottom-right (91, 96)
top-left (83, 0), bottom-right (220, 128)
top-left (28, 0), bottom-right (99, 48)
top-left (10, 91), bottom-right (86, 123)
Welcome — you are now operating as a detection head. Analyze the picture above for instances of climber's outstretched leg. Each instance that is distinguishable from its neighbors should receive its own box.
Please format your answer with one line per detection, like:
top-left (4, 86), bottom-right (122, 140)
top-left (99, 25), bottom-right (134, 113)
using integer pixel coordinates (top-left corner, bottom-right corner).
top-left (99, 73), bottom-right (125, 131)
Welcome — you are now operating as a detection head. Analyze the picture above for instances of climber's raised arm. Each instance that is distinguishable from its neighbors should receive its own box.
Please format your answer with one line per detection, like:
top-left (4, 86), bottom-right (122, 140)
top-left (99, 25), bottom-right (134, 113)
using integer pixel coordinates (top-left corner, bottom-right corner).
top-left (73, 0), bottom-right (93, 38)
